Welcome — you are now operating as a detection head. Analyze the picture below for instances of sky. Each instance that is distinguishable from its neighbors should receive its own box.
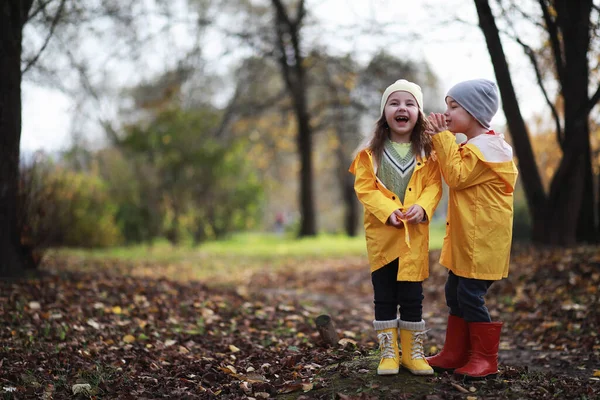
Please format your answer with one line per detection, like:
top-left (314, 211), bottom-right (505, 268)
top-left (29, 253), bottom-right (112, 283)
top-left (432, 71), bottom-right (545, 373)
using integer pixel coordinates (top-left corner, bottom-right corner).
top-left (20, 0), bottom-right (542, 153)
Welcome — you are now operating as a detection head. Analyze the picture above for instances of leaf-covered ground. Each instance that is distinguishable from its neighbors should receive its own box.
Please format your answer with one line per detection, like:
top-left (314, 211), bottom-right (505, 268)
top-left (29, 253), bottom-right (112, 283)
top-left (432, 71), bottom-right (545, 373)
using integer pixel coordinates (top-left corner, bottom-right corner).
top-left (1, 246), bottom-right (599, 399)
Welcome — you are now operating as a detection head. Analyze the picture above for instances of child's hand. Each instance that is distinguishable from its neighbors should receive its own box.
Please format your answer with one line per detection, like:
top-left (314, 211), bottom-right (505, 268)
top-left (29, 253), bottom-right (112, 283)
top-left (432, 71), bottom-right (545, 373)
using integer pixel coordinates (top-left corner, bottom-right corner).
top-left (387, 209), bottom-right (404, 228)
top-left (425, 113), bottom-right (448, 135)
top-left (403, 205), bottom-right (426, 224)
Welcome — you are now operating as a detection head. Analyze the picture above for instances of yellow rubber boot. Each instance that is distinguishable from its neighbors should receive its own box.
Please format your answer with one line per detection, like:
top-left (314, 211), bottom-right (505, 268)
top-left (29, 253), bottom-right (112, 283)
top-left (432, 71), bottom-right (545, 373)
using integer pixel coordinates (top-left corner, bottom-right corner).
top-left (399, 320), bottom-right (434, 376)
top-left (374, 319), bottom-right (400, 375)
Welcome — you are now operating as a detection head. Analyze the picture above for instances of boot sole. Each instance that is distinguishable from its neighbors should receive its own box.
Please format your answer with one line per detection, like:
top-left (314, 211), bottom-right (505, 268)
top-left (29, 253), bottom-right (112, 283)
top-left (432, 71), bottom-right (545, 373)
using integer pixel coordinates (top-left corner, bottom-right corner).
top-left (405, 368), bottom-right (434, 376)
top-left (377, 369), bottom-right (399, 375)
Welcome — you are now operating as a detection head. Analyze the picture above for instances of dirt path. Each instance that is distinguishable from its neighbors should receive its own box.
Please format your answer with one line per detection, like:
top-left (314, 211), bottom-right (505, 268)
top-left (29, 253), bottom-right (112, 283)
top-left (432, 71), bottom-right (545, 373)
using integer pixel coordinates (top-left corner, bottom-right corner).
top-left (241, 249), bottom-right (600, 380)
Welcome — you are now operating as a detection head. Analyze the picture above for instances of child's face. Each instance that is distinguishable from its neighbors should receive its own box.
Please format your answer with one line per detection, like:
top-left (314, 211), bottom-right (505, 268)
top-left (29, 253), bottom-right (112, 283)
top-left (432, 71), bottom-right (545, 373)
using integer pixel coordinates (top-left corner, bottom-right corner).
top-left (444, 97), bottom-right (478, 134)
top-left (384, 91), bottom-right (419, 142)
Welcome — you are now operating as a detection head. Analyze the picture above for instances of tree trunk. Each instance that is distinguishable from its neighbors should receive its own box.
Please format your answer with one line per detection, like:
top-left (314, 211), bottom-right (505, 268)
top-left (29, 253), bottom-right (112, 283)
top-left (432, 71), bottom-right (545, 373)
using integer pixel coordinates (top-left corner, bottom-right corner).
top-left (474, 0), bottom-right (547, 235)
top-left (576, 152), bottom-right (596, 242)
top-left (335, 143), bottom-right (358, 237)
top-left (0, 1), bottom-right (35, 277)
top-left (343, 174), bottom-right (358, 236)
top-left (271, 0), bottom-right (317, 237)
top-left (535, 0), bottom-right (596, 245)
top-left (295, 93), bottom-right (317, 236)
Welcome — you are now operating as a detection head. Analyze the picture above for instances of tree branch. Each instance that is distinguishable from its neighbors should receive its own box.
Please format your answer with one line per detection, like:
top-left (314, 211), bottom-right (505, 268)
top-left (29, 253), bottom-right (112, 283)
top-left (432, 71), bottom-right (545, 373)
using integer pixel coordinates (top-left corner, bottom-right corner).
top-left (538, 0), bottom-right (566, 87)
top-left (21, 0), bottom-right (37, 23)
top-left (273, 16), bottom-right (293, 89)
top-left (271, 0), bottom-right (291, 27)
top-left (514, 36), bottom-right (564, 148)
top-left (26, 0), bottom-right (55, 23)
top-left (292, 0), bottom-right (305, 32)
top-left (22, 0), bottom-right (67, 74)
top-left (586, 84), bottom-right (600, 114)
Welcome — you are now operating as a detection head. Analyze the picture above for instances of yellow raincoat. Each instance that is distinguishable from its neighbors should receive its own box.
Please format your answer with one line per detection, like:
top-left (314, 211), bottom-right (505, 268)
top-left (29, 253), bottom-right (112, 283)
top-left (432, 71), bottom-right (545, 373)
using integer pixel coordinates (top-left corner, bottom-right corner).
top-left (432, 130), bottom-right (519, 280)
top-left (349, 148), bottom-right (442, 281)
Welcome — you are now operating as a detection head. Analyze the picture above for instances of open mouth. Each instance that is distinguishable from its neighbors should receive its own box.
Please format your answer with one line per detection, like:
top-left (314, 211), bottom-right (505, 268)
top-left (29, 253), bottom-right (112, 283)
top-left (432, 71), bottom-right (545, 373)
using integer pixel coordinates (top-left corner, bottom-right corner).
top-left (395, 116), bottom-right (409, 122)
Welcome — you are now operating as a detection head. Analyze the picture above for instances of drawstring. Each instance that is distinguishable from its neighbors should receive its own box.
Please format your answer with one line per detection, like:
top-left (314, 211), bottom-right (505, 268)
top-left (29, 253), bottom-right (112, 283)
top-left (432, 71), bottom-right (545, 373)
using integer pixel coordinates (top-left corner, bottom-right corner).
top-left (410, 330), bottom-right (429, 360)
top-left (377, 331), bottom-right (396, 359)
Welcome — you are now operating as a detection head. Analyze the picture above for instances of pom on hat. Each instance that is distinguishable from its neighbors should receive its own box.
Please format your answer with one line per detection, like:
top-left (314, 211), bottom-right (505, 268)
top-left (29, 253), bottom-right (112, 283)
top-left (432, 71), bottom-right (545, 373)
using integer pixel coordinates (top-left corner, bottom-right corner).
top-left (446, 79), bottom-right (499, 129)
top-left (380, 79), bottom-right (423, 116)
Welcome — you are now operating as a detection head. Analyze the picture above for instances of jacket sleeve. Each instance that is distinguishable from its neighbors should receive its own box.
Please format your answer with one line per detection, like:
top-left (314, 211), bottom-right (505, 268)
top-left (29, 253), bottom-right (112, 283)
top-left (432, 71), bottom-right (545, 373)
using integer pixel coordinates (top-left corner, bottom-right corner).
top-left (431, 130), bottom-right (489, 190)
top-left (414, 157), bottom-right (442, 221)
top-left (349, 152), bottom-right (398, 224)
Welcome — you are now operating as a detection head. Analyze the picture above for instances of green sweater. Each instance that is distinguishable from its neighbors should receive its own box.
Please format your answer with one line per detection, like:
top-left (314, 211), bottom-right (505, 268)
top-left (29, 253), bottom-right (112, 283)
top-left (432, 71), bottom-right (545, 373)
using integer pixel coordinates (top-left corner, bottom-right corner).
top-left (377, 140), bottom-right (415, 203)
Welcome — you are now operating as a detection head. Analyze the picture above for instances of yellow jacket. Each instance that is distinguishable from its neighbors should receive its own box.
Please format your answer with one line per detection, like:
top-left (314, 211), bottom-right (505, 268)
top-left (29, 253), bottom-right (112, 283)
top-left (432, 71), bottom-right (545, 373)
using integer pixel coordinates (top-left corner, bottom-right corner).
top-left (349, 148), bottom-right (442, 281)
top-left (432, 130), bottom-right (519, 280)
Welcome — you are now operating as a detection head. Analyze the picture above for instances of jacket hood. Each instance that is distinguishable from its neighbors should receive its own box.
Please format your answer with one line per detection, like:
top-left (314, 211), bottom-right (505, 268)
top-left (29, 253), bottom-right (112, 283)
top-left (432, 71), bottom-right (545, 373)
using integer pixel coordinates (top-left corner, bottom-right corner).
top-left (466, 133), bottom-right (518, 193)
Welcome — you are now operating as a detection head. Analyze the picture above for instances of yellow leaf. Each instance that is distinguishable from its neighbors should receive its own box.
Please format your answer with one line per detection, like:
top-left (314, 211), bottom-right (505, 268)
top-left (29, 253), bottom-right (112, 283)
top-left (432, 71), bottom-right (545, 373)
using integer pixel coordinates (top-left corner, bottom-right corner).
top-left (594, 370), bottom-right (600, 377)
top-left (123, 334), bottom-right (135, 343)
top-left (229, 345), bottom-right (241, 353)
top-left (221, 365), bottom-right (237, 374)
top-left (112, 306), bottom-right (123, 314)
top-left (338, 338), bottom-right (357, 347)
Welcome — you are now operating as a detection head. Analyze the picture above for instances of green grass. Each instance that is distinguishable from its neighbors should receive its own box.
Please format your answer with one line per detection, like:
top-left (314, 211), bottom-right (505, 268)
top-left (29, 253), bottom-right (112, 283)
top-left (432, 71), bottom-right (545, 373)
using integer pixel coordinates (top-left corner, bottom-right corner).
top-left (51, 221), bottom-right (445, 284)
top-left (58, 220), bottom-right (445, 262)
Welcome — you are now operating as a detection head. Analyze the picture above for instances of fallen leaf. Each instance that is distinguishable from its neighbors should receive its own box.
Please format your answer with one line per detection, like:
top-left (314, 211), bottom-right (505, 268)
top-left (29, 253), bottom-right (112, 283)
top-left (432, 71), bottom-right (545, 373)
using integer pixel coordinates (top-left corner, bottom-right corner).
top-left (122, 334), bottom-right (135, 343)
top-left (338, 338), bottom-right (357, 346)
top-left (72, 384), bottom-right (91, 395)
top-left (87, 319), bottom-right (101, 329)
top-left (243, 372), bottom-right (268, 383)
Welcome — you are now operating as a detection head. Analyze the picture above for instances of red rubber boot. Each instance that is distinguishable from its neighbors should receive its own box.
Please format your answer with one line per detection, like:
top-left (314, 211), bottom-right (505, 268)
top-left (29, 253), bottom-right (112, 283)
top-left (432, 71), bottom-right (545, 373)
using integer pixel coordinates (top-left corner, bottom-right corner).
top-left (426, 315), bottom-right (470, 372)
top-left (454, 322), bottom-right (502, 379)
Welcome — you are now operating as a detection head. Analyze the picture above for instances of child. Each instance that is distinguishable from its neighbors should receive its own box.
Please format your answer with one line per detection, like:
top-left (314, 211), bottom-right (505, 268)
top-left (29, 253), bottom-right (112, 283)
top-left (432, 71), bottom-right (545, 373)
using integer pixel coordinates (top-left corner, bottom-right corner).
top-left (425, 79), bottom-right (518, 379)
top-left (349, 79), bottom-right (442, 376)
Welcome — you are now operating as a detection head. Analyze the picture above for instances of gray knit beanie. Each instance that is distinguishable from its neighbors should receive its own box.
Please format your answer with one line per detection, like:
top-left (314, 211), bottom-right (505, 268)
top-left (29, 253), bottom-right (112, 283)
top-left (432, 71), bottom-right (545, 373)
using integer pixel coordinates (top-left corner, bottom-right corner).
top-left (446, 79), bottom-right (499, 129)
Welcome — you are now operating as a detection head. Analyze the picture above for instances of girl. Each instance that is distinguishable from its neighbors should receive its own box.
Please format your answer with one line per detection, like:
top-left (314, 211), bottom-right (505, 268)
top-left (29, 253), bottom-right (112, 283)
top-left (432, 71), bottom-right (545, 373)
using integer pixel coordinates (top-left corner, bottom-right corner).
top-left (426, 79), bottom-right (518, 379)
top-left (349, 79), bottom-right (442, 376)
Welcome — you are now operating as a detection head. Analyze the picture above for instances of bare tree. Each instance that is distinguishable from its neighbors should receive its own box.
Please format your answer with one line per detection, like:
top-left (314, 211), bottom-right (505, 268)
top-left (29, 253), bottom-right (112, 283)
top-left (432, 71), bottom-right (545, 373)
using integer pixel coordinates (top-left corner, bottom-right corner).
top-left (475, 0), bottom-right (599, 245)
top-left (270, 0), bottom-right (317, 236)
top-left (0, 1), bottom-right (38, 277)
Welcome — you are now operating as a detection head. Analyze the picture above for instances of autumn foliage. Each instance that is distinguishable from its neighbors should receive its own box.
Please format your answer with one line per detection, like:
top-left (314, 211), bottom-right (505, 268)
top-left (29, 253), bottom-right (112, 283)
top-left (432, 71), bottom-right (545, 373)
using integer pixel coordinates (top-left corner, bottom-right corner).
top-left (1, 246), bottom-right (598, 399)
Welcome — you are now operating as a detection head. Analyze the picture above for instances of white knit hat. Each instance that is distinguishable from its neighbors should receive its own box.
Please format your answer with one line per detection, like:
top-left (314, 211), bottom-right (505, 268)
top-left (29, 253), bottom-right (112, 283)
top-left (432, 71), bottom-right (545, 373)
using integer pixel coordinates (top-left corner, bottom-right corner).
top-left (380, 79), bottom-right (423, 116)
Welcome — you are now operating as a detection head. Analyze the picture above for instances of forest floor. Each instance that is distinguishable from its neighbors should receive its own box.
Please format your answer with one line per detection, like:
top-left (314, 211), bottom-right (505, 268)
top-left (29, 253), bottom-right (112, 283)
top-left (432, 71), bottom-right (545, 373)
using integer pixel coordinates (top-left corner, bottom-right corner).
top-left (1, 244), bottom-right (599, 399)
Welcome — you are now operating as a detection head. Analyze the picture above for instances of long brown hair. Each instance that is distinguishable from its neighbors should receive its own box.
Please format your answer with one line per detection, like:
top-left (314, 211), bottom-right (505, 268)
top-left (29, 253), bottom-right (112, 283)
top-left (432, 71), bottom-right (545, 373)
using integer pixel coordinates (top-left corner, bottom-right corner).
top-left (367, 112), bottom-right (433, 167)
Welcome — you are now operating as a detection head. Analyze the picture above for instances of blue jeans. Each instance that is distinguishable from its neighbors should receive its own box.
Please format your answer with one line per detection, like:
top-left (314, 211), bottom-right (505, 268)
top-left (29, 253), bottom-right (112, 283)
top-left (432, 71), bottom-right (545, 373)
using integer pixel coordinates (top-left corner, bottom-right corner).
top-left (371, 258), bottom-right (424, 322)
top-left (445, 271), bottom-right (494, 322)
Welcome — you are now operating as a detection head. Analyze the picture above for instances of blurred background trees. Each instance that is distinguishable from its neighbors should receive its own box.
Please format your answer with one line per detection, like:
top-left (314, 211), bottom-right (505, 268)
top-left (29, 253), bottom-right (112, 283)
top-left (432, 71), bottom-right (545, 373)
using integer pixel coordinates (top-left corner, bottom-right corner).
top-left (1, 0), bottom-right (600, 277)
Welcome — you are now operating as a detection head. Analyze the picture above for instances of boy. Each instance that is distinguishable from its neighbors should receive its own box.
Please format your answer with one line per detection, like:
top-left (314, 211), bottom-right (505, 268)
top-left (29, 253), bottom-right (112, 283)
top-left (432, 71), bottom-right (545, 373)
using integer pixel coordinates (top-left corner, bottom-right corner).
top-left (425, 79), bottom-right (518, 379)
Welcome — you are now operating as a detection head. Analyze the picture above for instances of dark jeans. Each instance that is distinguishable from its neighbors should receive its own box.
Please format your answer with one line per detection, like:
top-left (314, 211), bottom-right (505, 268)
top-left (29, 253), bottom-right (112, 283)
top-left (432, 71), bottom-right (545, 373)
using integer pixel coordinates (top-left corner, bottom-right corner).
top-left (445, 270), bottom-right (494, 322)
top-left (371, 258), bottom-right (423, 322)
